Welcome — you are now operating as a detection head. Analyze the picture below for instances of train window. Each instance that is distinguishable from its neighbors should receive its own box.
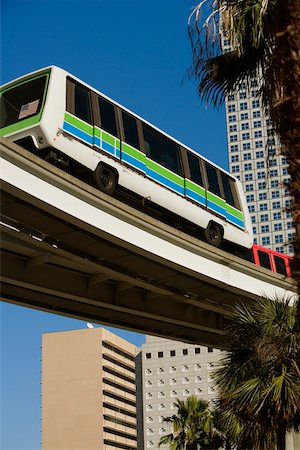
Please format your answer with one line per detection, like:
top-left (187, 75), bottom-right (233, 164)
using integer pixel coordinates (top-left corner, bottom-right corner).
top-left (122, 111), bottom-right (140, 149)
top-left (1, 75), bottom-right (47, 128)
top-left (143, 124), bottom-right (183, 176)
top-left (257, 250), bottom-right (272, 270)
top-left (99, 97), bottom-right (117, 137)
top-left (205, 163), bottom-right (221, 197)
top-left (273, 256), bottom-right (288, 276)
top-left (221, 173), bottom-right (238, 208)
top-left (74, 83), bottom-right (92, 124)
top-left (187, 152), bottom-right (203, 186)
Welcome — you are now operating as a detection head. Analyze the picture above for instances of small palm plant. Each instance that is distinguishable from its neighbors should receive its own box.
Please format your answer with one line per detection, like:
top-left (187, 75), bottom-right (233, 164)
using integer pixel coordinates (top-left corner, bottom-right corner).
top-left (158, 396), bottom-right (224, 449)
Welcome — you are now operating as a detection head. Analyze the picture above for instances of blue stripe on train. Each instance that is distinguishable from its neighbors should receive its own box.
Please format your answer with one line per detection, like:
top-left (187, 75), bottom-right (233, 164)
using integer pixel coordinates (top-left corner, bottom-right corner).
top-left (63, 122), bottom-right (93, 145)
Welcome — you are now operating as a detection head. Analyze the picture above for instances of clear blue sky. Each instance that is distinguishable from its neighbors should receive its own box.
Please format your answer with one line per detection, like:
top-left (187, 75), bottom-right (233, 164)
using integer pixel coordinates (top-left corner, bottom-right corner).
top-left (1, 1), bottom-right (227, 448)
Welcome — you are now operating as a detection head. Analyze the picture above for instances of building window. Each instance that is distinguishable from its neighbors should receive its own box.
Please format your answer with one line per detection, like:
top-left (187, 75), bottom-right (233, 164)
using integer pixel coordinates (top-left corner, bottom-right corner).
top-left (240, 112), bottom-right (249, 120)
top-left (241, 122), bottom-right (249, 130)
top-left (230, 144), bottom-right (239, 152)
top-left (253, 110), bottom-right (261, 118)
top-left (261, 225), bottom-right (270, 233)
top-left (253, 120), bottom-right (262, 128)
top-left (195, 347), bottom-right (201, 354)
top-left (245, 184), bottom-right (254, 192)
top-left (258, 182), bottom-right (267, 190)
top-left (259, 193), bottom-right (267, 201)
top-left (254, 130), bottom-right (262, 138)
top-left (245, 173), bottom-right (253, 181)
top-left (243, 143), bottom-right (251, 150)
top-left (270, 169), bottom-right (278, 177)
top-left (255, 140), bottom-right (263, 148)
top-left (240, 102), bottom-right (248, 110)
top-left (248, 205), bottom-right (255, 212)
top-left (260, 214), bottom-right (269, 222)
top-left (232, 165), bottom-right (240, 173)
top-left (228, 104), bottom-right (236, 112)
top-left (207, 347), bottom-right (213, 353)
top-left (275, 234), bottom-right (284, 244)
top-left (257, 161), bottom-right (265, 169)
top-left (231, 155), bottom-right (239, 162)
top-left (230, 134), bottom-right (238, 142)
top-left (252, 99), bottom-right (260, 108)
top-left (182, 349), bottom-right (188, 356)
top-left (243, 152), bottom-right (251, 160)
top-left (262, 236), bottom-right (271, 245)
top-left (257, 171), bottom-right (266, 179)
top-left (239, 92), bottom-right (247, 99)
top-left (274, 223), bottom-right (283, 231)
top-left (272, 191), bottom-right (280, 199)
top-left (146, 353), bottom-right (151, 359)
top-left (170, 350), bottom-right (176, 357)
top-left (256, 150), bottom-right (264, 158)
top-left (244, 163), bottom-right (252, 171)
top-left (273, 212), bottom-right (282, 220)
top-left (272, 201), bottom-right (281, 209)
top-left (242, 132), bottom-right (250, 140)
top-left (246, 194), bottom-right (255, 202)
top-left (229, 124), bottom-right (237, 132)
top-left (229, 114), bottom-right (237, 122)
top-left (260, 203), bottom-right (268, 211)
top-left (158, 351), bottom-right (163, 358)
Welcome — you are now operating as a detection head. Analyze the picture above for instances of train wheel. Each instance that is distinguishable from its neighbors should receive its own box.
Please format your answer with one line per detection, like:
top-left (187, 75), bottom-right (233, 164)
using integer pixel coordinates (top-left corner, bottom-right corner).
top-left (204, 222), bottom-right (223, 247)
top-left (92, 164), bottom-right (117, 196)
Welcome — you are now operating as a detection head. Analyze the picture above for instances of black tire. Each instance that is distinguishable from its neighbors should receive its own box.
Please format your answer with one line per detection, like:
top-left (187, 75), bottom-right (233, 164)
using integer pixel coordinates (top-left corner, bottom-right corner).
top-left (204, 222), bottom-right (223, 247)
top-left (92, 164), bottom-right (117, 196)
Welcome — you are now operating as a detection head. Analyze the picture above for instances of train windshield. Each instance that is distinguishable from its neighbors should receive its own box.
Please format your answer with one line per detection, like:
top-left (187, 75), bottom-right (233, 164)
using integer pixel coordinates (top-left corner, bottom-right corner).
top-left (0, 74), bottom-right (48, 129)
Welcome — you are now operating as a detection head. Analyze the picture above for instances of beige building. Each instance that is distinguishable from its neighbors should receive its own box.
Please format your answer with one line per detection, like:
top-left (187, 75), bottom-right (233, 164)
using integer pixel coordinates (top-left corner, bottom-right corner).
top-left (42, 327), bottom-right (137, 450)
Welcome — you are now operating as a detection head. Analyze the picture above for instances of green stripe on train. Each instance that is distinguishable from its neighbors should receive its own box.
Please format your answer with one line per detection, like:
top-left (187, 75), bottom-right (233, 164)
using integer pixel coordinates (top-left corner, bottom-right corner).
top-left (122, 142), bottom-right (146, 164)
top-left (146, 159), bottom-right (184, 187)
top-left (64, 112), bottom-right (93, 135)
top-left (225, 203), bottom-right (244, 220)
top-left (207, 191), bottom-right (226, 209)
top-left (0, 114), bottom-right (41, 136)
top-left (185, 179), bottom-right (206, 197)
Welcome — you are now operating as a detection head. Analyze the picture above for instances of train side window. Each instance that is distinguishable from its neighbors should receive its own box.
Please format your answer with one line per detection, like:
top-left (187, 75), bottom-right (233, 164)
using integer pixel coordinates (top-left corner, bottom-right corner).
top-left (205, 163), bottom-right (221, 197)
top-left (257, 250), bottom-right (272, 270)
top-left (98, 97), bottom-right (117, 137)
top-left (187, 152), bottom-right (203, 186)
top-left (74, 83), bottom-right (92, 124)
top-left (221, 173), bottom-right (239, 208)
top-left (122, 111), bottom-right (140, 149)
top-left (143, 124), bottom-right (183, 176)
top-left (273, 256), bottom-right (288, 276)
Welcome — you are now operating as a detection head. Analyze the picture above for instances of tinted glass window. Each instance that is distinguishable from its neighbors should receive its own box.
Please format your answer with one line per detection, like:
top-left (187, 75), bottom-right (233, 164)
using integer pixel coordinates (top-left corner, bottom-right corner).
top-left (74, 84), bottom-right (92, 124)
top-left (187, 152), bottom-right (203, 186)
top-left (1, 75), bottom-right (47, 128)
top-left (99, 97), bottom-right (117, 136)
top-left (258, 250), bottom-right (272, 270)
top-left (274, 256), bottom-right (287, 276)
top-left (221, 173), bottom-right (237, 207)
top-left (122, 111), bottom-right (140, 149)
top-left (143, 124), bottom-right (182, 176)
top-left (205, 164), bottom-right (221, 197)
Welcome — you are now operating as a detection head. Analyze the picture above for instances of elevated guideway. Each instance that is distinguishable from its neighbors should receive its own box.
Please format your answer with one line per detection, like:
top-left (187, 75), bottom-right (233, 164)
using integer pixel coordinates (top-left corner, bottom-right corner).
top-left (0, 138), bottom-right (296, 347)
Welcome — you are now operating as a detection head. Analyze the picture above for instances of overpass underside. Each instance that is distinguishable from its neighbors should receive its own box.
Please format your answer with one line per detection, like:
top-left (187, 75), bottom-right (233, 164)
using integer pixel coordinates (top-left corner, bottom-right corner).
top-left (0, 138), bottom-right (296, 347)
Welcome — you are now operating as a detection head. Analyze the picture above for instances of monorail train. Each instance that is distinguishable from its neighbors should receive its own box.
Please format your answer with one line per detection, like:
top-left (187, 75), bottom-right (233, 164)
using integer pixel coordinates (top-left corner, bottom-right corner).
top-left (250, 244), bottom-right (294, 278)
top-left (0, 66), bottom-right (253, 249)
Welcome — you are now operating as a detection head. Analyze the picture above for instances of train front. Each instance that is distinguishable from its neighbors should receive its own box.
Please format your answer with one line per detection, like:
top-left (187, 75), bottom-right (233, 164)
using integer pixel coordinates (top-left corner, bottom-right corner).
top-left (0, 68), bottom-right (52, 150)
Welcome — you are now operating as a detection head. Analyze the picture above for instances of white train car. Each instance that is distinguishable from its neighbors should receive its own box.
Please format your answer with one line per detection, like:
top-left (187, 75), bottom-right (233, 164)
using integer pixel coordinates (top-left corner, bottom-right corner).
top-left (0, 66), bottom-right (253, 248)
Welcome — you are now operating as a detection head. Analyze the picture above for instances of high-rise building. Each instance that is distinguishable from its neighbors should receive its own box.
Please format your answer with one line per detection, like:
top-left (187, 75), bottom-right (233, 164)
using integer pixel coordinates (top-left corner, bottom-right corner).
top-left (136, 336), bottom-right (223, 449)
top-left (42, 327), bottom-right (137, 450)
top-left (222, 38), bottom-right (295, 255)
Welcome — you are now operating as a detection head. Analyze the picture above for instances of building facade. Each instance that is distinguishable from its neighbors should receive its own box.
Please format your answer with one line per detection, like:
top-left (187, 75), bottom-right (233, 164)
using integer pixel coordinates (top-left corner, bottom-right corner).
top-left (136, 335), bottom-right (223, 449)
top-left (42, 327), bottom-right (137, 450)
top-left (222, 39), bottom-right (295, 255)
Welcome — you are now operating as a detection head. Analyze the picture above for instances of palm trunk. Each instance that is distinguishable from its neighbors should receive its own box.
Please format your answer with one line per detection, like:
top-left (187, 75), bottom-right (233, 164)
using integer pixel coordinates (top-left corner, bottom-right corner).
top-left (270, 0), bottom-right (300, 331)
top-left (276, 423), bottom-right (286, 450)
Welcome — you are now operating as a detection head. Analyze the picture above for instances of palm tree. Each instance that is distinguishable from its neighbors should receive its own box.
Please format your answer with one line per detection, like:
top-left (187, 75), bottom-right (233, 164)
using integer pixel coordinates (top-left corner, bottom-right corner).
top-left (212, 295), bottom-right (300, 449)
top-left (188, 0), bottom-right (300, 327)
top-left (158, 395), bottom-right (223, 449)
